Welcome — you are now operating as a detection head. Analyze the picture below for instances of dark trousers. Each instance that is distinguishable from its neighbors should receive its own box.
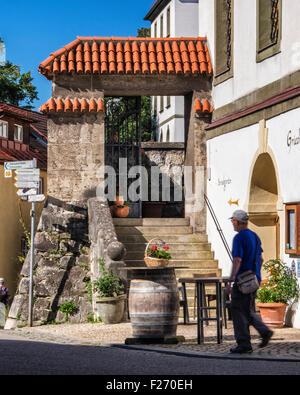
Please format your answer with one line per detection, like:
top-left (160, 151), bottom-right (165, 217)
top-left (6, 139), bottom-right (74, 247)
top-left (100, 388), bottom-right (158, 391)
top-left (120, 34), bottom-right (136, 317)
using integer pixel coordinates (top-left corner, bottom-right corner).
top-left (231, 284), bottom-right (270, 349)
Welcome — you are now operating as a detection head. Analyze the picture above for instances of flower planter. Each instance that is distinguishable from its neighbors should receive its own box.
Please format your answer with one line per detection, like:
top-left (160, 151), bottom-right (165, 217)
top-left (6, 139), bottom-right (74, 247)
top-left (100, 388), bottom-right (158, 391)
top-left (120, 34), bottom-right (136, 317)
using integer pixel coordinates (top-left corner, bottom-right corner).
top-left (114, 205), bottom-right (130, 218)
top-left (257, 303), bottom-right (288, 328)
top-left (95, 294), bottom-right (127, 324)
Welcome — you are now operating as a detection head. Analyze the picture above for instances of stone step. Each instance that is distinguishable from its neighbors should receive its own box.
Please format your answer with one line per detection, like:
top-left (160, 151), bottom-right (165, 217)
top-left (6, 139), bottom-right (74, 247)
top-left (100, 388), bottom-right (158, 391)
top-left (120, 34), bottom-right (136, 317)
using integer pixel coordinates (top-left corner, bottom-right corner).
top-left (123, 260), bottom-right (219, 269)
top-left (175, 267), bottom-right (222, 278)
top-left (123, 242), bottom-right (212, 252)
top-left (125, 250), bottom-right (214, 260)
top-left (113, 218), bottom-right (190, 227)
top-left (115, 226), bottom-right (193, 235)
top-left (117, 234), bottom-right (208, 243)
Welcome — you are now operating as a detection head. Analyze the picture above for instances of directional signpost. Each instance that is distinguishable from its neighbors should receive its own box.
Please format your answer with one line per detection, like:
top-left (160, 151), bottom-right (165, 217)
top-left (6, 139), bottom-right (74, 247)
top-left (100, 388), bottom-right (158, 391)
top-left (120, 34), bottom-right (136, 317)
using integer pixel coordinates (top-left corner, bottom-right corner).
top-left (4, 159), bottom-right (42, 327)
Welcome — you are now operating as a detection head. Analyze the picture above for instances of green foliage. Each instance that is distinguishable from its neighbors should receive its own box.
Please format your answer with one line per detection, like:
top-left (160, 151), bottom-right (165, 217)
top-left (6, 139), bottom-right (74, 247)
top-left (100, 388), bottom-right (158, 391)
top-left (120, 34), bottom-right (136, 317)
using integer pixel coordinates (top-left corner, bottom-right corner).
top-left (257, 259), bottom-right (299, 304)
top-left (59, 301), bottom-right (77, 321)
top-left (0, 61), bottom-right (38, 109)
top-left (137, 27), bottom-right (150, 38)
top-left (93, 259), bottom-right (124, 298)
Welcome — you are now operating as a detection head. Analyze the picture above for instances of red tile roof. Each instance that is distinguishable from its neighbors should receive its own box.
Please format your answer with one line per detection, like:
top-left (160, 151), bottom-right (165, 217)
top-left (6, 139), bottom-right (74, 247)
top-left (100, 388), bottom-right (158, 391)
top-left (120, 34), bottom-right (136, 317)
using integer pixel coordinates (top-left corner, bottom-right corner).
top-left (39, 97), bottom-right (105, 114)
top-left (39, 37), bottom-right (212, 80)
top-left (0, 102), bottom-right (41, 123)
top-left (194, 98), bottom-right (213, 115)
top-left (0, 141), bottom-right (47, 170)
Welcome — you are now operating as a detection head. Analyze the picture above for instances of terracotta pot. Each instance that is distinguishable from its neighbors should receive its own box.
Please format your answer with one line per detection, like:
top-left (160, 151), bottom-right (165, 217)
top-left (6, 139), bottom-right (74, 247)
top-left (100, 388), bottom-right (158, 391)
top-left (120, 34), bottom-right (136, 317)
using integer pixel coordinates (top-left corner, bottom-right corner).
top-left (114, 205), bottom-right (130, 218)
top-left (257, 303), bottom-right (288, 328)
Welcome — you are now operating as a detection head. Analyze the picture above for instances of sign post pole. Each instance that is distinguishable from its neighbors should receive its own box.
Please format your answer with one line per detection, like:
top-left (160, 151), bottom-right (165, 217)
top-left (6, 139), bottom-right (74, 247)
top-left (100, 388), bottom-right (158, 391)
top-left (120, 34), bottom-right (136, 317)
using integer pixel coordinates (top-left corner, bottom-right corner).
top-left (28, 202), bottom-right (35, 327)
top-left (4, 159), bottom-right (43, 327)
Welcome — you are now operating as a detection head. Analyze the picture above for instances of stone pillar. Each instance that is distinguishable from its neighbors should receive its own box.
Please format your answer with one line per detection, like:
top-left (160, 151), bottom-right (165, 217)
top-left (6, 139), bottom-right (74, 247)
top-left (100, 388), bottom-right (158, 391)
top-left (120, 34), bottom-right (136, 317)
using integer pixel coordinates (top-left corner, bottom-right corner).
top-left (184, 91), bottom-right (211, 233)
top-left (47, 108), bottom-right (105, 203)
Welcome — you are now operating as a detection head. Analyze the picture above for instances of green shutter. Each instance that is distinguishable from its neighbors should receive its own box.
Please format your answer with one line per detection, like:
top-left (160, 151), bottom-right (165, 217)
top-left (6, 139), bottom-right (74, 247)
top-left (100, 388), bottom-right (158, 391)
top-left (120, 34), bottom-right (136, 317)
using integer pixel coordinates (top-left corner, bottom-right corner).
top-left (215, 0), bottom-right (232, 77)
top-left (258, 0), bottom-right (273, 52)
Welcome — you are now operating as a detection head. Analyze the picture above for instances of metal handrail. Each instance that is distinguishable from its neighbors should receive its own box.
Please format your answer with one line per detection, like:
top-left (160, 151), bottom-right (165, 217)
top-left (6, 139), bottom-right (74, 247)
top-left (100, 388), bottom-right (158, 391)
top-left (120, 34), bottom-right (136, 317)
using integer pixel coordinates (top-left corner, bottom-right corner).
top-left (204, 193), bottom-right (233, 263)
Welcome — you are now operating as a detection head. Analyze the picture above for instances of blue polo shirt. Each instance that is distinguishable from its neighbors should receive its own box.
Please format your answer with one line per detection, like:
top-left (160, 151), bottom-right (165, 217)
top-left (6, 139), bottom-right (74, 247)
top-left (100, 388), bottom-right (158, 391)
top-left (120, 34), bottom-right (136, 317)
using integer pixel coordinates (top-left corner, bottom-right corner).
top-left (232, 229), bottom-right (263, 283)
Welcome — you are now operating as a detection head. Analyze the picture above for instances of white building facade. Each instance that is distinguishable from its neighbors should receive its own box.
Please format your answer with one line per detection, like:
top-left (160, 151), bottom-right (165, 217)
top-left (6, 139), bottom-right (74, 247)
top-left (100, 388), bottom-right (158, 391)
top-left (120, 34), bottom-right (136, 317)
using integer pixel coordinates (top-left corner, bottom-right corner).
top-left (200, 0), bottom-right (300, 328)
top-left (145, 0), bottom-right (300, 328)
top-left (145, 0), bottom-right (199, 142)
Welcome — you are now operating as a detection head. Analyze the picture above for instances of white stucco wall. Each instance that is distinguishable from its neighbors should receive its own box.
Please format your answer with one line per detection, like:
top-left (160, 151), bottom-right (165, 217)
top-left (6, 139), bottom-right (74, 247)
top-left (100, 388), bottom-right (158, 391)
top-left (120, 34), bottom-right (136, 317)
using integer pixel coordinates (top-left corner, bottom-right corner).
top-left (207, 107), bottom-right (300, 327)
top-left (198, 0), bottom-right (300, 109)
top-left (150, 0), bottom-right (198, 142)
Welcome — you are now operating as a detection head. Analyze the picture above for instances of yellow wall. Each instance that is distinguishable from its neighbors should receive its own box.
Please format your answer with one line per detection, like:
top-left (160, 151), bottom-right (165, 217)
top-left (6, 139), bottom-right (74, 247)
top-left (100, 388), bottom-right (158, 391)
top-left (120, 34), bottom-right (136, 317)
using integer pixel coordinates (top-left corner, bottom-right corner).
top-left (0, 165), bottom-right (47, 297)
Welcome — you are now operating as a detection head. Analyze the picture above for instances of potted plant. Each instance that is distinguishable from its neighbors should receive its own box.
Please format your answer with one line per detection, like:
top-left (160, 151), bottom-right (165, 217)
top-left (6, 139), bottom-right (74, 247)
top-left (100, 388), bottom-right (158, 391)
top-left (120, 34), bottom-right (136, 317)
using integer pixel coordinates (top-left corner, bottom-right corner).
top-left (257, 259), bottom-right (299, 328)
top-left (144, 238), bottom-right (172, 268)
top-left (93, 259), bottom-right (126, 324)
top-left (114, 201), bottom-right (130, 218)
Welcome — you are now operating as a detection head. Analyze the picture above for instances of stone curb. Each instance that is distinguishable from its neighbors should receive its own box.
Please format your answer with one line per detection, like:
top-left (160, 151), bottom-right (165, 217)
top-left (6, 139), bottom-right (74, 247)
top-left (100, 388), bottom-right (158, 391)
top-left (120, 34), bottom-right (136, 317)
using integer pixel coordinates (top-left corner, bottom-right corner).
top-left (110, 343), bottom-right (300, 363)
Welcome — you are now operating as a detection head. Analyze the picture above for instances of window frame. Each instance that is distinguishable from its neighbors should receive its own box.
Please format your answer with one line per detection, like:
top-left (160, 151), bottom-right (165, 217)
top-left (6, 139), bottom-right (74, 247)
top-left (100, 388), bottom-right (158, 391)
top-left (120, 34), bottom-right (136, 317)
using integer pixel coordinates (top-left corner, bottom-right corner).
top-left (160, 14), bottom-right (164, 38)
top-left (166, 7), bottom-right (171, 37)
top-left (256, 0), bottom-right (282, 63)
top-left (14, 124), bottom-right (23, 142)
top-left (0, 120), bottom-right (8, 138)
top-left (214, 0), bottom-right (234, 86)
top-left (285, 203), bottom-right (300, 255)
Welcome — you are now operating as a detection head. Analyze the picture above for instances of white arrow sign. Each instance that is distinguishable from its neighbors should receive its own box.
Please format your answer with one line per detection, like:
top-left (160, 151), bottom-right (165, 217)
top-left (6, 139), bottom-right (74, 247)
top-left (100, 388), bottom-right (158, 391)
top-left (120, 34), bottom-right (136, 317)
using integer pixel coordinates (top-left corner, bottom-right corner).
top-left (28, 194), bottom-right (45, 202)
top-left (17, 188), bottom-right (38, 197)
top-left (15, 175), bottom-right (40, 182)
top-left (5, 159), bottom-right (37, 171)
top-left (15, 169), bottom-right (40, 176)
top-left (15, 181), bottom-right (39, 189)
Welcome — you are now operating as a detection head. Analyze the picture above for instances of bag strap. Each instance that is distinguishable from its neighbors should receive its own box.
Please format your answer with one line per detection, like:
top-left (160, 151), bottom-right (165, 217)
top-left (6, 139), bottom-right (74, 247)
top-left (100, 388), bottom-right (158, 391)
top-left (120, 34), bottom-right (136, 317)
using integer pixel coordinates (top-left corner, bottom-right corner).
top-left (253, 234), bottom-right (258, 273)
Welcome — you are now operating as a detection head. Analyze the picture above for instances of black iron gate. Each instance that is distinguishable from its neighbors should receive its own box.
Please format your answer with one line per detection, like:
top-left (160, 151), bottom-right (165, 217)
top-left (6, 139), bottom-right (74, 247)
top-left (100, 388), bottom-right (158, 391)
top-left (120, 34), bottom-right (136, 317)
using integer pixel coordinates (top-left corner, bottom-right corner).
top-left (105, 96), bottom-right (142, 218)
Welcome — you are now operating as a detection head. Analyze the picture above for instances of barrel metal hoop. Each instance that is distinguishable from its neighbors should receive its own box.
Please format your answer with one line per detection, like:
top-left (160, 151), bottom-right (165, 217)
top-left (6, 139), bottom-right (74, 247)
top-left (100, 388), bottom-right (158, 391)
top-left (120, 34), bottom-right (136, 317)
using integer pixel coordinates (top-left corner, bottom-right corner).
top-left (131, 322), bottom-right (178, 326)
top-left (130, 282), bottom-right (176, 287)
top-left (129, 289), bottom-right (177, 293)
top-left (130, 313), bottom-right (178, 318)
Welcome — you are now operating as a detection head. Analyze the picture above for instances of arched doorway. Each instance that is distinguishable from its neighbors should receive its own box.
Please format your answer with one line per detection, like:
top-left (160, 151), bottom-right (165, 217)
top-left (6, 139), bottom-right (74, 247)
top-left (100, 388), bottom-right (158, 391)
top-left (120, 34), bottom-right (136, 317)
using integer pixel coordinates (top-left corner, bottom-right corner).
top-left (247, 153), bottom-right (280, 278)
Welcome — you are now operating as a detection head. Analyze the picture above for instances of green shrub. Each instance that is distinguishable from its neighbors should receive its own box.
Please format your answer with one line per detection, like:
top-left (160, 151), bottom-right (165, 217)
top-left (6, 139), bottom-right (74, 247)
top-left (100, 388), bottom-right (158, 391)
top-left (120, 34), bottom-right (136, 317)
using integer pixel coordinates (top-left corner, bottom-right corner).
top-left (93, 259), bottom-right (124, 298)
top-left (257, 259), bottom-right (299, 304)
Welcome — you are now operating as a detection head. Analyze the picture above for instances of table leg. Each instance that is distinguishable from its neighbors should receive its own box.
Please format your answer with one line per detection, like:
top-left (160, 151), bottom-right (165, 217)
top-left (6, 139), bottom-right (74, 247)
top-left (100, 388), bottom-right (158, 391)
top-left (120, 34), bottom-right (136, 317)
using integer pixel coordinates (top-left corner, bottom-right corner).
top-left (216, 283), bottom-right (223, 344)
top-left (182, 283), bottom-right (189, 325)
top-left (198, 282), bottom-right (205, 344)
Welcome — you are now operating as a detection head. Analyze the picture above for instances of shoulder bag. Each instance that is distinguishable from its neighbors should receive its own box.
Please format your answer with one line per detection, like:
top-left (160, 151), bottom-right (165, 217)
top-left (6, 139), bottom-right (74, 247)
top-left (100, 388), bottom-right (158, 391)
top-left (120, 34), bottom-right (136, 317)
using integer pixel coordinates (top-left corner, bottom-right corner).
top-left (236, 236), bottom-right (260, 294)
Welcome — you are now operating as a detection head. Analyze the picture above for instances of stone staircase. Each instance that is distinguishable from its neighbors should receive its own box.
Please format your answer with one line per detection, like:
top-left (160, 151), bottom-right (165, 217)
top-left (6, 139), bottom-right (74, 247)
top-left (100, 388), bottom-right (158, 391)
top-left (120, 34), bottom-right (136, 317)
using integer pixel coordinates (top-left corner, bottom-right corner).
top-left (114, 217), bottom-right (221, 320)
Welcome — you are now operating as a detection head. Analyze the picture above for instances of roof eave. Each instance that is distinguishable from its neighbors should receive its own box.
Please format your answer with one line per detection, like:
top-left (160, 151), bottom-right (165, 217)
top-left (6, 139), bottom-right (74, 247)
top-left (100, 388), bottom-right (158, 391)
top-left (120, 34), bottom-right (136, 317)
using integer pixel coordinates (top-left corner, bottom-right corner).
top-left (144, 0), bottom-right (171, 22)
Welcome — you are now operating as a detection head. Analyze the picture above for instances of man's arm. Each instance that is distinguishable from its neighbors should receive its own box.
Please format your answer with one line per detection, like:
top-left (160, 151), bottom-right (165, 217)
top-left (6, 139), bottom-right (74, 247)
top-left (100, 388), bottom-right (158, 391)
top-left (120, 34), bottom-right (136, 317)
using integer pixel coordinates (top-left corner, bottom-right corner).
top-left (229, 257), bottom-right (242, 282)
top-left (225, 257), bottom-right (242, 294)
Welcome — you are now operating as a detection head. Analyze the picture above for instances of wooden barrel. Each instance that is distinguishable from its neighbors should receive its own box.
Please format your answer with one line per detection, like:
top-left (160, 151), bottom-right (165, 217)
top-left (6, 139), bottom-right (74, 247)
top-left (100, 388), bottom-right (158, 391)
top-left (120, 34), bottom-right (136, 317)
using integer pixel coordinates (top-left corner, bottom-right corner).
top-left (129, 268), bottom-right (179, 339)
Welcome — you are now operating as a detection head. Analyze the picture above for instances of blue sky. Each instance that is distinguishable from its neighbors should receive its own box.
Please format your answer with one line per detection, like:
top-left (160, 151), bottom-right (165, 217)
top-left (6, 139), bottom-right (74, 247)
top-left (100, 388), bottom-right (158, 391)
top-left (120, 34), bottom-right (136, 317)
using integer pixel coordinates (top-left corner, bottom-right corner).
top-left (0, 0), bottom-right (154, 111)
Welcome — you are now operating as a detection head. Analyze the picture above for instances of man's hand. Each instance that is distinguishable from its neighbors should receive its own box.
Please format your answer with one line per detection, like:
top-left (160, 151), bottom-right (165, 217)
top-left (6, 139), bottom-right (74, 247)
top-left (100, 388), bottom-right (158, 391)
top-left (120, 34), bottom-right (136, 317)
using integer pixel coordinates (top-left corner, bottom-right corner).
top-left (225, 282), bottom-right (232, 295)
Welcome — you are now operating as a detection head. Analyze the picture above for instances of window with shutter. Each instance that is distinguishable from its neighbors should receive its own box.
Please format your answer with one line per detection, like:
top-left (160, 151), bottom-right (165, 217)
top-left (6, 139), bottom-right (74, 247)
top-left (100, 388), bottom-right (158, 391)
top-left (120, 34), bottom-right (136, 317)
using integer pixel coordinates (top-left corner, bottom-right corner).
top-left (285, 203), bottom-right (300, 255)
top-left (214, 0), bottom-right (234, 85)
top-left (256, 0), bottom-right (281, 62)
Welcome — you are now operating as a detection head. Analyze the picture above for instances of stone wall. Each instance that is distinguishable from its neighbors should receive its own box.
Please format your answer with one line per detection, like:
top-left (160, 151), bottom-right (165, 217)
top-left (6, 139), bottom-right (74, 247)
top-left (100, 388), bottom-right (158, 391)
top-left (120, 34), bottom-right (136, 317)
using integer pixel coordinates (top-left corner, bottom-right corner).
top-left (5, 199), bottom-right (93, 328)
top-left (141, 142), bottom-right (185, 217)
top-left (47, 111), bottom-right (104, 202)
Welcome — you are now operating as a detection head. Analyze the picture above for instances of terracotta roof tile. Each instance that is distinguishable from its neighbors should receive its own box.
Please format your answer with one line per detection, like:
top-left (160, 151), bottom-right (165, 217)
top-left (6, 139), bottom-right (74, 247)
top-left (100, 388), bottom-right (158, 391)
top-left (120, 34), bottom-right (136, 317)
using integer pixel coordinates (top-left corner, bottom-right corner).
top-left (194, 98), bottom-right (213, 115)
top-left (39, 36), bottom-right (212, 80)
top-left (39, 97), bottom-right (105, 114)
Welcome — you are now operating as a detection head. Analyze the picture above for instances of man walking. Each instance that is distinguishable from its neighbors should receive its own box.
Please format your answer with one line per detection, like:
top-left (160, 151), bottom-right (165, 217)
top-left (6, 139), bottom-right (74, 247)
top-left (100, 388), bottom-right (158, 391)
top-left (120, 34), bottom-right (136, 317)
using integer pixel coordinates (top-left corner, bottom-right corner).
top-left (0, 278), bottom-right (10, 328)
top-left (226, 210), bottom-right (273, 354)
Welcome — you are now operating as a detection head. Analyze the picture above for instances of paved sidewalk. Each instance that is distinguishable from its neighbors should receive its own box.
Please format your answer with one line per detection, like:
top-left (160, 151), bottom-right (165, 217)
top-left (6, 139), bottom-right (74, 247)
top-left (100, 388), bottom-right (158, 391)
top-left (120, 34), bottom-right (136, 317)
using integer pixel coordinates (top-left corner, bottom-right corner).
top-left (1, 319), bottom-right (300, 361)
